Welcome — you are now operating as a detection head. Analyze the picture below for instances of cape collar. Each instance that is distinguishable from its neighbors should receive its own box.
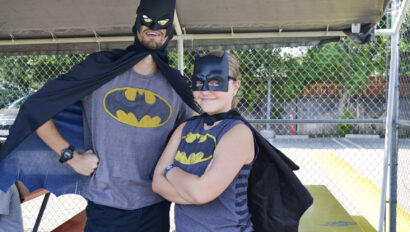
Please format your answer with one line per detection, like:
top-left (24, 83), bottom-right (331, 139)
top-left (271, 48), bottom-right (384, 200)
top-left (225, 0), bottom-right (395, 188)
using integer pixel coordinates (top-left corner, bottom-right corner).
top-left (199, 109), bottom-right (240, 126)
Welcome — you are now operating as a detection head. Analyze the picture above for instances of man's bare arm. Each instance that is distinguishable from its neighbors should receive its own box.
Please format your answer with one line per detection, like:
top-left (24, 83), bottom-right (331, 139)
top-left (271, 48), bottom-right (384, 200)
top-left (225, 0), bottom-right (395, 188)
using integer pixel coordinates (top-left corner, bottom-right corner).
top-left (35, 119), bottom-right (99, 176)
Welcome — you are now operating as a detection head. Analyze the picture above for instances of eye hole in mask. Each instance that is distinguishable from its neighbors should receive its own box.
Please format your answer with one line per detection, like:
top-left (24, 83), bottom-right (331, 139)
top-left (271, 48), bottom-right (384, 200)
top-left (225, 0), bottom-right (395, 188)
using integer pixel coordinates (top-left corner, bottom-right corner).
top-left (194, 79), bottom-right (221, 89)
top-left (158, 19), bottom-right (170, 26)
top-left (142, 15), bottom-right (153, 24)
top-left (195, 80), bottom-right (204, 88)
top-left (208, 80), bottom-right (220, 87)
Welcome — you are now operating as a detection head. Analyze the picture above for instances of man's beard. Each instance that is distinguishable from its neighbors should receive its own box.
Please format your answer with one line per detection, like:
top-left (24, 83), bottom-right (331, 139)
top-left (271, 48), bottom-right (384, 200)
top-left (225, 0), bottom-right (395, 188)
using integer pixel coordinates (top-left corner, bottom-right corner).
top-left (139, 38), bottom-right (165, 50)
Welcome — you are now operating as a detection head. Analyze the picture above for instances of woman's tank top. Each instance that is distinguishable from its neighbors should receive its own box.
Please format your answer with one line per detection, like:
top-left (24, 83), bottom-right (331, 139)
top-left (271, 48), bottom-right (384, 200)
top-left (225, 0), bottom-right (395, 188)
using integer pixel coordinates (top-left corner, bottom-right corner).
top-left (174, 117), bottom-right (253, 232)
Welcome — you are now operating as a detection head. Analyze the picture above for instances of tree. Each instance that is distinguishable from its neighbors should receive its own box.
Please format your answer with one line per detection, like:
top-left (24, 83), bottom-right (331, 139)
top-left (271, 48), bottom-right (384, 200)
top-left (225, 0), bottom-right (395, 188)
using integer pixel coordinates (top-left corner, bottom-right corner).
top-left (298, 36), bottom-right (388, 117)
top-left (230, 48), bottom-right (303, 118)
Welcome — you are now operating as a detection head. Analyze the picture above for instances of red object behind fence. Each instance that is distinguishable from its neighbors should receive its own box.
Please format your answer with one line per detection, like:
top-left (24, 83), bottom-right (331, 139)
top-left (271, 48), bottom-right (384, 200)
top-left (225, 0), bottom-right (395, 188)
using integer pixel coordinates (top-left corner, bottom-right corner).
top-left (290, 108), bottom-right (294, 135)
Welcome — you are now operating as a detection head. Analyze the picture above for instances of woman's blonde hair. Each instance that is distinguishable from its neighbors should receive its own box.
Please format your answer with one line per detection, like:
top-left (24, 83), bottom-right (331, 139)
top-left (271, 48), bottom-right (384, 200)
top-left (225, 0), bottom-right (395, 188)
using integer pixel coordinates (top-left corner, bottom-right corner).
top-left (206, 51), bottom-right (241, 107)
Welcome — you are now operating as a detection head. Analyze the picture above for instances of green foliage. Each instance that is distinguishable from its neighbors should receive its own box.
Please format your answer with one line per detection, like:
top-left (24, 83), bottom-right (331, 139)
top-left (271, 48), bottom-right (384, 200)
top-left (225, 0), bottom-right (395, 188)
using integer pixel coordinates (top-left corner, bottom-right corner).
top-left (399, 14), bottom-right (410, 76)
top-left (168, 51), bottom-right (195, 85)
top-left (271, 107), bottom-right (286, 119)
top-left (0, 54), bottom-right (87, 108)
top-left (337, 110), bottom-right (355, 136)
top-left (177, 37), bottom-right (389, 118)
top-left (229, 48), bottom-right (303, 113)
top-left (301, 38), bottom-right (387, 96)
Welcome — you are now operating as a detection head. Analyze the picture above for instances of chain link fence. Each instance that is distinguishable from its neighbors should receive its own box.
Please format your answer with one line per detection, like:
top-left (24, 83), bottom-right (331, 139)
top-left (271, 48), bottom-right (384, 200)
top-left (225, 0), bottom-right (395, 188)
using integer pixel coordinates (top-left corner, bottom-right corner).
top-left (0, 7), bottom-right (408, 232)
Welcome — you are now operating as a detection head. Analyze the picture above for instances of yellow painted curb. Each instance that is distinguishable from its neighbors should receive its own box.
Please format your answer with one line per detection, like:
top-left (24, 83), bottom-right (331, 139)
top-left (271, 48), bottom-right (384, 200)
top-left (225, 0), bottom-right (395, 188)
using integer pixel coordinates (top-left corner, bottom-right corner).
top-left (314, 152), bottom-right (410, 232)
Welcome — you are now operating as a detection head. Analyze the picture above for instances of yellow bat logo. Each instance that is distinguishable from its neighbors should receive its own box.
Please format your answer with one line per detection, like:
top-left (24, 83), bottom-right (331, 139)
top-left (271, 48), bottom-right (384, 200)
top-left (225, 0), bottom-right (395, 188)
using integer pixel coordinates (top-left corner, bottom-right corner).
top-left (175, 132), bottom-right (217, 165)
top-left (103, 87), bottom-right (172, 128)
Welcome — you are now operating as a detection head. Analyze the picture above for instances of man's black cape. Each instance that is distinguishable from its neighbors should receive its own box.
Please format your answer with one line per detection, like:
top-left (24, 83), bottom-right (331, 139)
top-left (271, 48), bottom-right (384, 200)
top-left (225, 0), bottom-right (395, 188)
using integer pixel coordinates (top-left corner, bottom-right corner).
top-left (198, 110), bottom-right (313, 232)
top-left (0, 38), bottom-right (200, 195)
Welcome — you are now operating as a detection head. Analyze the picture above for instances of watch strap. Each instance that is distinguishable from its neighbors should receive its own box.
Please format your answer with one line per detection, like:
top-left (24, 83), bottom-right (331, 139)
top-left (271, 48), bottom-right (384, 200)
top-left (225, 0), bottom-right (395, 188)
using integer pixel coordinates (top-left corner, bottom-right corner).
top-left (59, 145), bottom-right (75, 163)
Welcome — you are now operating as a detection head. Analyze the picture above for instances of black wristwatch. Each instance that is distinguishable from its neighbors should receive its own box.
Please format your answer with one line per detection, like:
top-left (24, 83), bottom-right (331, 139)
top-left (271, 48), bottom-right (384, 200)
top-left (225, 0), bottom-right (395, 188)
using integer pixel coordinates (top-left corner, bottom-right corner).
top-left (59, 145), bottom-right (75, 163)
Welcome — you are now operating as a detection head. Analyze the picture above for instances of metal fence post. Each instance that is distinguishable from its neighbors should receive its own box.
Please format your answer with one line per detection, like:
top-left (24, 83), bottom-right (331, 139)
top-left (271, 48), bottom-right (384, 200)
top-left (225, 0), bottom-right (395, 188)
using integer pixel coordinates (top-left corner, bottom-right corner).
top-left (379, 1), bottom-right (400, 231)
top-left (266, 77), bottom-right (271, 130)
top-left (177, 38), bottom-right (184, 75)
top-left (388, 1), bottom-right (402, 231)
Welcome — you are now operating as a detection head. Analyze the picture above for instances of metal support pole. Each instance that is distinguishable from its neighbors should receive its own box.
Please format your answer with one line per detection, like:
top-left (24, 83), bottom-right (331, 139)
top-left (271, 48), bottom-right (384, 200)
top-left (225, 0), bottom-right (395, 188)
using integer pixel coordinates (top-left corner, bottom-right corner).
top-left (177, 38), bottom-right (184, 75)
top-left (173, 10), bottom-right (184, 75)
top-left (376, 0), bottom-right (410, 36)
top-left (389, 63), bottom-right (399, 232)
top-left (32, 192), bottom-right (50, 232)
top-left (389, 2), bottom-right (401, 230)
top-left (379, 1), bottom-right (400, 231)
top-left (266, 78), bottom-right (271, 130)
top-left (0, 31), bottom-right (347, 46)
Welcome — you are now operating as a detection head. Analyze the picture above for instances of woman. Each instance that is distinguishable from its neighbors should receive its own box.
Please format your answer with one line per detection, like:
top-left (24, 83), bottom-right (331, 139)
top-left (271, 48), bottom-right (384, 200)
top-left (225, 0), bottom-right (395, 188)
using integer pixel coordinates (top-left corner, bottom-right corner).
top-left (153, 51), bottom-right (255, 232)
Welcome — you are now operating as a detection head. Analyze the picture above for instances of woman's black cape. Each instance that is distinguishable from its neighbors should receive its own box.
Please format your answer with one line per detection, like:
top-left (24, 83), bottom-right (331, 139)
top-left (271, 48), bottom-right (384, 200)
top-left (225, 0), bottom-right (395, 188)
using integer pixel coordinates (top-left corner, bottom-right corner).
top-left (0, 39), bottom-right (199, 195)
top-left (246, 123), bottom-right (313, 232)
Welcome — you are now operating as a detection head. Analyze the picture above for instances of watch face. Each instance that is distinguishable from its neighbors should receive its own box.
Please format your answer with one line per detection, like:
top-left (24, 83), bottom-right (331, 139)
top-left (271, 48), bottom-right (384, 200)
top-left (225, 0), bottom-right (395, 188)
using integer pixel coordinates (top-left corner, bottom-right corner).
top-left (63, 150), bottom-right (73, 160)
top-left (60, 145), bottom-right (75, 163)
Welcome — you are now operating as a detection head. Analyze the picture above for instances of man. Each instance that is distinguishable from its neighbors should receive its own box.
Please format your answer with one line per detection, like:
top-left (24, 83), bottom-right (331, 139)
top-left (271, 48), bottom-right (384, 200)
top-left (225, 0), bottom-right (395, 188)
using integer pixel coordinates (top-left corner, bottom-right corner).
top-left (0, 183), bottom-right (24, 232)
top-left (0, 0), bottom-right (198, 231)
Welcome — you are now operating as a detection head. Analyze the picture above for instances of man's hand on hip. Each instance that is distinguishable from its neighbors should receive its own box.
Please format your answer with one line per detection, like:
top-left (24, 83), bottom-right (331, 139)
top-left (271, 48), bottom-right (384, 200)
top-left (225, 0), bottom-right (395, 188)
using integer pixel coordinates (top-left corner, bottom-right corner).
top-left (67, 150), bottom-right (99, 176)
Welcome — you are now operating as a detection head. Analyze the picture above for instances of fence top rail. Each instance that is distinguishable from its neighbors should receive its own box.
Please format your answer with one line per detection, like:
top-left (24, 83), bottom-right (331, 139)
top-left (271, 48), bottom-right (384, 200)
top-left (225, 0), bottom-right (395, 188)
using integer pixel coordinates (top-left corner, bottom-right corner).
top-left (397, 120), bottom-right (410, 127)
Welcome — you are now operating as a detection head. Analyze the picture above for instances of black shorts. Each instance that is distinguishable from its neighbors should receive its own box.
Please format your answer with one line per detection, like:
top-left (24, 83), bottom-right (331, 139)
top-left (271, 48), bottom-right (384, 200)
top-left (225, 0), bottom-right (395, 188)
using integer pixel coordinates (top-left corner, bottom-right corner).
top-left (84, 200), bottom-right (170, 232)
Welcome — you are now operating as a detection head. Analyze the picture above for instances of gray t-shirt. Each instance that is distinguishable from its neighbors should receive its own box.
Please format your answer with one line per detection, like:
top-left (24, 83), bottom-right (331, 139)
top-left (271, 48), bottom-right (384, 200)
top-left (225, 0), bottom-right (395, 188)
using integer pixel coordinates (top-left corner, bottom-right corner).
top-left (0, 184), bottom-right (23, 232)
top-left (81, 69), bottom-right (192, 210)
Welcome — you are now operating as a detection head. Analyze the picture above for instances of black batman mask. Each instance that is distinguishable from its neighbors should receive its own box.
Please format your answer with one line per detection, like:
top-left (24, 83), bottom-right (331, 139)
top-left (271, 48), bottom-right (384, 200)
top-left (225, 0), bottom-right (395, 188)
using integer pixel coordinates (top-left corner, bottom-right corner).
top-left (191, 51), bottom-right (235, 92)
top-left (132, 0), bottom-right (175, 42)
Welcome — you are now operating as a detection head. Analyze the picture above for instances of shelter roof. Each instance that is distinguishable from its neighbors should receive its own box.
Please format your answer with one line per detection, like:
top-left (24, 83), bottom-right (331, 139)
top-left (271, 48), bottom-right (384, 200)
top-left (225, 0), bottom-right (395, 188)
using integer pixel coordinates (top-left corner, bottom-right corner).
top-left (0, 0), bottom-right (389, 55)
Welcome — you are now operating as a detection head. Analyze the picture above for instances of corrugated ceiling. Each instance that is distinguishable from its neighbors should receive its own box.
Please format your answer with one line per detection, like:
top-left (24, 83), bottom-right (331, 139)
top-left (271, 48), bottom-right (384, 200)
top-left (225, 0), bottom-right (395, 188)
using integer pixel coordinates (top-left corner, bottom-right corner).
top-left (0, 0), bottom-right (389, 55)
